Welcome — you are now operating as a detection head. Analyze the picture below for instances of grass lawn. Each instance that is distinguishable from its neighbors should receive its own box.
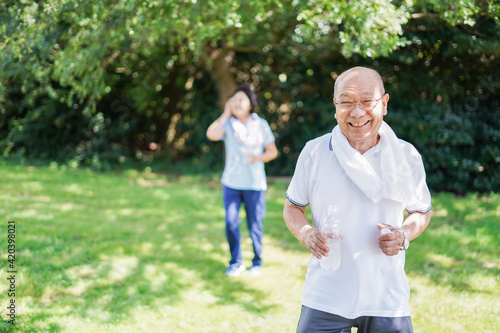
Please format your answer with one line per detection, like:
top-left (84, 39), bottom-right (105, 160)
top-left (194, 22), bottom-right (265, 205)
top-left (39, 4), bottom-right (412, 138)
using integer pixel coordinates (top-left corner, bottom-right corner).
top-left (0, 161), bottom-right (498, 332)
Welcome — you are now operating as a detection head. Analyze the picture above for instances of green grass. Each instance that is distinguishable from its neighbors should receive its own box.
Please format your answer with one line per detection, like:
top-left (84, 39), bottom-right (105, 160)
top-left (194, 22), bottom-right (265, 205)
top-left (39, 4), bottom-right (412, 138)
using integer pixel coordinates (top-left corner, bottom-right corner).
top-left (0, 161), bottom-right (498, 332)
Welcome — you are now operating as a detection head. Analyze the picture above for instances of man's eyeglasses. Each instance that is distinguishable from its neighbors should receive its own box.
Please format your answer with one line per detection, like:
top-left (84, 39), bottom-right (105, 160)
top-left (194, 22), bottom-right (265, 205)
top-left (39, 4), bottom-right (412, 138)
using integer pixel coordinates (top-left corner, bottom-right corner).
top-left (334, 93), bottom-right (386, 112)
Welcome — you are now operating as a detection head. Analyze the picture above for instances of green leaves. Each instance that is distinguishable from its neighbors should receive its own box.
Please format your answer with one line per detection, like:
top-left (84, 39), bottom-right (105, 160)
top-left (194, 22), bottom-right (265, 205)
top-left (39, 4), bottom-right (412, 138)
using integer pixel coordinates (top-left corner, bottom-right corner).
top-left (0, 0), bottom-right (450, 115)
top-left (0, 0), bottom-right (498, 193)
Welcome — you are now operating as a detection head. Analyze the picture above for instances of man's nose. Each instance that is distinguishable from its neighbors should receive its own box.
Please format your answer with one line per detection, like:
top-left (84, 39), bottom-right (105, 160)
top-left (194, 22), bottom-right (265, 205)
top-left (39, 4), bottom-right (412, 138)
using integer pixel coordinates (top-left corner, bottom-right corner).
top-left (350, 103), bottom-right (366, 118)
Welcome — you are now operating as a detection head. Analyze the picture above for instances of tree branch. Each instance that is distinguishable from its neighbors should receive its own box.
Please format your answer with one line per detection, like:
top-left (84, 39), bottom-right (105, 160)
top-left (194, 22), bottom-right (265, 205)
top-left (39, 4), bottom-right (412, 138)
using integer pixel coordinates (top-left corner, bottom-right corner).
top-left (411, 13), bottom-right (441, 19)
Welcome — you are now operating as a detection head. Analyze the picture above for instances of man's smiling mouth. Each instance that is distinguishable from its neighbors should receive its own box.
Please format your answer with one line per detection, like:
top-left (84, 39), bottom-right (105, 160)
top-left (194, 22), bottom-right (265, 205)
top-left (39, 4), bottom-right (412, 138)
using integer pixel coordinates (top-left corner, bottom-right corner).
top-left (349, 121), bottom-right (369, 127)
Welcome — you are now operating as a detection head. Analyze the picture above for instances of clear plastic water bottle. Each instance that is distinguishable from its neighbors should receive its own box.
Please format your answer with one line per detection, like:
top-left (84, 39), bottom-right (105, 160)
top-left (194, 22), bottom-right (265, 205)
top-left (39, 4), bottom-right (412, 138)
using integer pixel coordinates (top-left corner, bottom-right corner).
top-left (320, 205), bottom-right (341, 270)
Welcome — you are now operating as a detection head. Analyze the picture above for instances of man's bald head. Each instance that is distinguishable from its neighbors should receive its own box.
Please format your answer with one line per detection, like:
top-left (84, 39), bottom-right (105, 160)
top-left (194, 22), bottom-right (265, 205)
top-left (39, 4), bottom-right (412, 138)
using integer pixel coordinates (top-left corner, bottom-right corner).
top-left (334, 67), bottom-right (385, 100)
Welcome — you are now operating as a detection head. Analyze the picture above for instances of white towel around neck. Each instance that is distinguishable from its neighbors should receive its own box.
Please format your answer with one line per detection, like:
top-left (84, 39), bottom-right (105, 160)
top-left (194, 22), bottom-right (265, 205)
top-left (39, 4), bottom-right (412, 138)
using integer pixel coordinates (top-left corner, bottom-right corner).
top-left (330, 121), bottom-right (418, 206)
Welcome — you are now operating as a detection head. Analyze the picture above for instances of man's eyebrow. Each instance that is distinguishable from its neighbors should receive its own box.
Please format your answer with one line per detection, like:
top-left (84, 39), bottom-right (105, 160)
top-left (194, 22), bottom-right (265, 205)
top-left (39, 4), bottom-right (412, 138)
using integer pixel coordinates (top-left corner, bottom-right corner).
top-left (338, 91), bottom-right (377, 99)
top-left (337, 92), bottom-right (354, 99)
top-left (360, 91), bottom-right (379, 97)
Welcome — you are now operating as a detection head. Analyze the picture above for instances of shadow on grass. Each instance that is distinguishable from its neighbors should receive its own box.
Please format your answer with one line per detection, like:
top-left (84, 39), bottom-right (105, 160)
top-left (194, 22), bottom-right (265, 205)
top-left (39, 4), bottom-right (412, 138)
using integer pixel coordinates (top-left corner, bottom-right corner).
top-left (405, 192), bottom-right (500, 292)
top-left (13, 170), bottom-right (289, 331)
top-left (20, 234), bottom-right (277, 330)
top-left (12, 163), bottom-right (497, 331)
top-left (264, 180), bottom-right (308, 253)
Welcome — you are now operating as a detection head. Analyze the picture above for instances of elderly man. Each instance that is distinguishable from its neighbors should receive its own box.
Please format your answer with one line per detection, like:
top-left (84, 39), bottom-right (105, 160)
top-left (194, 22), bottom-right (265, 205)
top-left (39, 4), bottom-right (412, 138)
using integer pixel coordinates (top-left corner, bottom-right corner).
top-left (283, 66), bottom-right (432, 332)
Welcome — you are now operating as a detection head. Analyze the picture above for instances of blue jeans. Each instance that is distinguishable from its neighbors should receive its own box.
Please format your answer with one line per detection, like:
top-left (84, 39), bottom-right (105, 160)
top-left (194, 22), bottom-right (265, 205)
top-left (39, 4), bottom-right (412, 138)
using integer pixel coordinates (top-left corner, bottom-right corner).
top-left (297, 306), bottom-right (413, 333)
top-left (223, 186), bottom-right (266, 268)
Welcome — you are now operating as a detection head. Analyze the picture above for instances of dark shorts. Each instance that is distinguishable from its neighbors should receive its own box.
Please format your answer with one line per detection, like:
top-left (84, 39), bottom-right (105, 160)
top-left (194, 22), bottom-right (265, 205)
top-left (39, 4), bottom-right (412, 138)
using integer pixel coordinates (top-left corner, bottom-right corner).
top-left (297, 305), bottom-right (413, 333)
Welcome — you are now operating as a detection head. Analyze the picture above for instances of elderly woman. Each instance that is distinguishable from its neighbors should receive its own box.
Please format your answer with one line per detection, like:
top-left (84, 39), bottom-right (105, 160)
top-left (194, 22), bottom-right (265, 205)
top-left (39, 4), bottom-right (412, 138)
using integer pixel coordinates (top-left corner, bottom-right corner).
top-left (207, 85), bottom-right (278, 277)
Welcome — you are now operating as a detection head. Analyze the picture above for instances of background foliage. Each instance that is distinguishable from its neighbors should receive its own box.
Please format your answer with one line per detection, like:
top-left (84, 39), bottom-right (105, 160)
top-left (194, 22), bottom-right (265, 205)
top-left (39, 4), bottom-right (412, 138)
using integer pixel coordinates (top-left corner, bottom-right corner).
top-left (0, 0), bottom-right (499, 193)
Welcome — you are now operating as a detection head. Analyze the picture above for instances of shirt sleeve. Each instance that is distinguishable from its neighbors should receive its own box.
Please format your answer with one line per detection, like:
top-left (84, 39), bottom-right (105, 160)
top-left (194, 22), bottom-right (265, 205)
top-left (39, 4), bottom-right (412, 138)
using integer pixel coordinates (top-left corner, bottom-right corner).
top-left (222, 119), bottom-right (231, 142)
top-left (285, 143), bottom-right (312, 207)
top-left (406, 148), bottom-right (432, 213)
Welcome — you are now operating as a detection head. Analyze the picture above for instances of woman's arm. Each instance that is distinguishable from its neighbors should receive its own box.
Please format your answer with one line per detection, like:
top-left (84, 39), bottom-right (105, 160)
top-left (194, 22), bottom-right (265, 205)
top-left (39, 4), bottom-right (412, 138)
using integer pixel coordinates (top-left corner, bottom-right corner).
top-left (206, 100), bottom-right (233, 141)
top-left (249, 141), bottom-right (278, 164)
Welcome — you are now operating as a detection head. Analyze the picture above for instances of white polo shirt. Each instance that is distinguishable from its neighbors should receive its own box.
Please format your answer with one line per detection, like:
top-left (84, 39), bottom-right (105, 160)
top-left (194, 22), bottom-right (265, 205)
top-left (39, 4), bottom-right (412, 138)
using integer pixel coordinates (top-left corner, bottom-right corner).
top-left (286, 132), bottom-right (431, 319)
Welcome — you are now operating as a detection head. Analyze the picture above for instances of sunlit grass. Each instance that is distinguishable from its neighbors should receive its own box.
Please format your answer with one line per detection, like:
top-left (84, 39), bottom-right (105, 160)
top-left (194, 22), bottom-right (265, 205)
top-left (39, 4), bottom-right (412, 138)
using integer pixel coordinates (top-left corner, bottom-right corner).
top-left (0, 161), bottom-right (498, 332)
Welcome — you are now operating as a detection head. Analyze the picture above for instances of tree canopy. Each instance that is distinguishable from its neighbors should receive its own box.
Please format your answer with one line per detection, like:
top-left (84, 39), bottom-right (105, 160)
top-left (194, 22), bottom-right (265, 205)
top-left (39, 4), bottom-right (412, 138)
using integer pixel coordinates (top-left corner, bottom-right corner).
top-left (1, 0), bottom-right (499, 193)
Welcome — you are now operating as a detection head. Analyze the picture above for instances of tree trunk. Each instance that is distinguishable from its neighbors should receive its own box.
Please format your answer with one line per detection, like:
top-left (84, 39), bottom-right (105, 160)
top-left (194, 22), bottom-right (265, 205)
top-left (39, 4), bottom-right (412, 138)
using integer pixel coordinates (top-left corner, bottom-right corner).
top-left (208, 47), bottom-right (237, 109)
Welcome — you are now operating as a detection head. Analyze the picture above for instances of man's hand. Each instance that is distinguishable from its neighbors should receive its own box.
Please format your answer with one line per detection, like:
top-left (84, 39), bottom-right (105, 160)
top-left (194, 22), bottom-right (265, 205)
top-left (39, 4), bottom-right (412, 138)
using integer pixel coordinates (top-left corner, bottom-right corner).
top-left (284, 200), bottom-right (331, 260)
top-left (301, 227), bottom-right (330, 260)
top-left (377, 224), bottom-right (404, 256)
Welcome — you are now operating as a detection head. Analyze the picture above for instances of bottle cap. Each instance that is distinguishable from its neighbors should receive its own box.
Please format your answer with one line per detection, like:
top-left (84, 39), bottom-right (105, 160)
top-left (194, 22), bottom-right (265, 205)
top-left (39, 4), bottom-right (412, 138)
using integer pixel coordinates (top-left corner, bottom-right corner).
top-left (381, 228), bottom-right (391, 235)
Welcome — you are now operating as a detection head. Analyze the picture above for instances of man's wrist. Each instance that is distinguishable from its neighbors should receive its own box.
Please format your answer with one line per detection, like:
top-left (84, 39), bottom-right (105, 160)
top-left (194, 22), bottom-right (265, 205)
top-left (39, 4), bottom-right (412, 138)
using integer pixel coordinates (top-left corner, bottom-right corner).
top-left (299, 225), bottom-right (314, 246)
top-left (397, 227), bottom-right (409, 251)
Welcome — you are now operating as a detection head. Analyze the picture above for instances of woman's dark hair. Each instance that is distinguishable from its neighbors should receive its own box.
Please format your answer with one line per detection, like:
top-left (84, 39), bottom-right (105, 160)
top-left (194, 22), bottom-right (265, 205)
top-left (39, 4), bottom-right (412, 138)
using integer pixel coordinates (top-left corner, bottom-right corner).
top-left (231, 85), bottom-right (258, 113)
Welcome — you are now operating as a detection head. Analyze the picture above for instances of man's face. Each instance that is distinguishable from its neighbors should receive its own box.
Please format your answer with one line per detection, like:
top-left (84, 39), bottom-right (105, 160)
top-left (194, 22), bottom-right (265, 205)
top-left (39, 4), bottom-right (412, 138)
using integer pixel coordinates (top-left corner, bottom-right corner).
top-left (334, 69), bottom-right (388, 152)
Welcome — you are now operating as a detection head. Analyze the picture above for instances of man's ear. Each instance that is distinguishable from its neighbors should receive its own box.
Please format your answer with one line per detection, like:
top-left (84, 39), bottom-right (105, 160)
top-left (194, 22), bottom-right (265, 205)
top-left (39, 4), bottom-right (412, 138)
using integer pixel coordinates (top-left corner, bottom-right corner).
top-left (383, 94), bottom-right (390, 116)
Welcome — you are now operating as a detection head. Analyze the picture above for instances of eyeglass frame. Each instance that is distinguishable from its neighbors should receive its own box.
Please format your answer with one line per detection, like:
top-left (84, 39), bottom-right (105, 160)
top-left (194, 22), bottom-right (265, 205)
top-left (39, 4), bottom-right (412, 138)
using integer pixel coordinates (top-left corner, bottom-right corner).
top-left (333, 93), bottom-right (387, 112)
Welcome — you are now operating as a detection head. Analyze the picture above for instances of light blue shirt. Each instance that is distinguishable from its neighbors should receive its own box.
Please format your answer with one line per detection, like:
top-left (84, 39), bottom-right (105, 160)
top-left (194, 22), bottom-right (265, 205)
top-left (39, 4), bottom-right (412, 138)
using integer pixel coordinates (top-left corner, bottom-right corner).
top-left (221, 114), bottom-right (275, 191)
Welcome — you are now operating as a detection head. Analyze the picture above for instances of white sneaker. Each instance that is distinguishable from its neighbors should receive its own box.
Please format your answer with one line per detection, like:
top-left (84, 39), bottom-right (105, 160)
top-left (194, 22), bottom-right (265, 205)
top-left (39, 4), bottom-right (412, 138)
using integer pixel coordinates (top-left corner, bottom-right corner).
top-left (249, 266), bottom-right (262, 276)
top-left (225, 265), bottom-right (246, 277)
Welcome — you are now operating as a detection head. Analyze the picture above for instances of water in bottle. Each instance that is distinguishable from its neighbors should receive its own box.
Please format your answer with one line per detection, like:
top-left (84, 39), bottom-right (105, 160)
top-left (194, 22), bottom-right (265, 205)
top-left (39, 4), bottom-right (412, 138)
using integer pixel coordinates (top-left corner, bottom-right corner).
top-left (320, 205), bottom-right (342, 270)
